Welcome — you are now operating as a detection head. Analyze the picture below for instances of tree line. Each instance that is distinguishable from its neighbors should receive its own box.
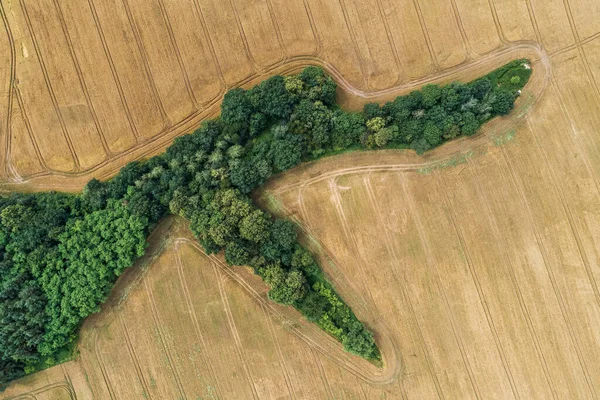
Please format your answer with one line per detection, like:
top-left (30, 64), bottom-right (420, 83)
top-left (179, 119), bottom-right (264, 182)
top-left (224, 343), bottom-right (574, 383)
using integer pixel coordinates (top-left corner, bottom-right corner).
top-left (0, 59), bottom-right (530, 388)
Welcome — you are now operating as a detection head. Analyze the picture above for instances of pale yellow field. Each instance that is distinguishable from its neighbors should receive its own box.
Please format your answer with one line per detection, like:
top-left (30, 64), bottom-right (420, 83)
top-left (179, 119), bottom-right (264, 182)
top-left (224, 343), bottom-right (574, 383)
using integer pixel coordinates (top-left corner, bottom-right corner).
top-left (2, 0), bottom-right (600, 399)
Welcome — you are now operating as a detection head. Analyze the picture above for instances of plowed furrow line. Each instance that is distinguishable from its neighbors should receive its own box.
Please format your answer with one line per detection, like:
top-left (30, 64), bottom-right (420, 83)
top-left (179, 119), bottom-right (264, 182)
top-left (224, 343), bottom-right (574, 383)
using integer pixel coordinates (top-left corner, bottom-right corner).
top-left (226, 0), bottom-right (261, 73)
top-left (86, 0), bottom-right (139, 140)
top-left (327, 177), bottom-right (377, 306)
top-left (336, 0), bottom-right (368, 88)
top-left (311, 348), bottom-right (334, 399)
top-left (399, 174), bottom-right (481, 399)
top-left (511, 121), bottom-right (599, 398)
top-left (465, 159), bottom-right (557, 398)
top-left (52, 0), bottom-right (111, 156)
top-left (190, 0), bottom-right (226, 94)
top-left (264, 0), bottom-right (287, 60)
top-left (409, 0), bottom-right (440, 71)
top-left (155, 0), bottom-right (198, 109)
top-left (447, 0), bottom-right (476, 59)
top-left (143, 278), bottom-right (187, 399)
top-left (486, 0), bottom-right (510, 45)
top-left (499, 145), bottom-right (593, 398)
top-left (213, 261), bottom-right (260, 399)
top-left (373, 0), bottom-right (406, 82)
top-left (1, 2), bottom-right (16, 180)
top-left (118, 314), bottom-right (154, 400)
top-left (91, 328), bottom-right (117, 400)
top-left (433, 173), bottom-right (520, 399)
top-left (362, 176), bottom-right (443, 399)
top-left (262, 302), bottom-right (296, 399)
top-left (173, 242), bottom-right (223, 399)
top-left (19, 0), bottom-right (80, 171)
top-left (13, 85), bottom-right (48, 171)
top-left (301, 0), bottom-right (323, 56)
top-left (120, 0), bottom-right (170, 129)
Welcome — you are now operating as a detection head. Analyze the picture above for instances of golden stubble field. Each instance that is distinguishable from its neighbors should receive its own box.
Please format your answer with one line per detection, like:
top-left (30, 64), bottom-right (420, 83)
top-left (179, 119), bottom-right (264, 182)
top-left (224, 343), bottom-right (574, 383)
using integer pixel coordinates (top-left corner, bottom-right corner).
top-left (2, 0), bottom-right (600, 398)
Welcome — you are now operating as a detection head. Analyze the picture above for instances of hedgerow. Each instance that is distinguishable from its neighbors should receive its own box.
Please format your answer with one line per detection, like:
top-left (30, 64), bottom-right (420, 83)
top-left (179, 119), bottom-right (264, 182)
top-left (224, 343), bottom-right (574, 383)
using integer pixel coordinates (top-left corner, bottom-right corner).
top-left (0, 60), bottom-right (530, 388)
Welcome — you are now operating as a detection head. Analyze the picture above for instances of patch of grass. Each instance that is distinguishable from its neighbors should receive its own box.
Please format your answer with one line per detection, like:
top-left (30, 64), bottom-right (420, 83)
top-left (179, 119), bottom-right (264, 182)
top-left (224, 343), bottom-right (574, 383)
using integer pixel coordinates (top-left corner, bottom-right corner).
top-left (493, 129), bottom-right (517, 146)
top-left (483, 58), bottom-right (532, 92)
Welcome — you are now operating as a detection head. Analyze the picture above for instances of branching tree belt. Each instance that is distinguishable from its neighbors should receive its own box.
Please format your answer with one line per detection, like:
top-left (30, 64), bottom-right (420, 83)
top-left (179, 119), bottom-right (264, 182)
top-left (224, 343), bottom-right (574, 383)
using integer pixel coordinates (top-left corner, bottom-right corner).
top-left (0, 60), bottom-right (531, 387)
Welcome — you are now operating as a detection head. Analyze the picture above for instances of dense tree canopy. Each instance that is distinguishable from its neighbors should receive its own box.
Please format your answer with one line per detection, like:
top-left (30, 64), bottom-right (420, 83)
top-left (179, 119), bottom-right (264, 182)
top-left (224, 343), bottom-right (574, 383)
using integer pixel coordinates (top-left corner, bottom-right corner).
top-left (0, 60), bottom-right (531, 388)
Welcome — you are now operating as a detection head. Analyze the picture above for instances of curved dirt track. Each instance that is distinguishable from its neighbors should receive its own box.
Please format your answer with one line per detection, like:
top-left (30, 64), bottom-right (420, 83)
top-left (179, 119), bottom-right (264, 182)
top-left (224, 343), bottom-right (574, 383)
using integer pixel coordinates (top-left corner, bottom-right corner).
top-left (0, 40), bottom-right (549, 194)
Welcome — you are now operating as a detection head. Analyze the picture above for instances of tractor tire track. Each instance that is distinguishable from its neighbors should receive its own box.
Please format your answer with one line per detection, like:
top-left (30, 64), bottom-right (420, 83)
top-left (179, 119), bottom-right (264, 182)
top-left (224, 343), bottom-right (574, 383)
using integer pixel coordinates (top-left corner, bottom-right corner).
top-left (120, 0), bottom-right (170, 130)
top-left (261, 301), bottom-right (297, 399)
top-left (464, 158), bottom-right (557, 398)
top-left (0, 42), bottom-right (549, 189)
top-left (498, 144), bottom-right (595, 398)
top-left (1, 2), bottom-right (17, 180)
top-left (399, 174), bottom-right (481, 399)
top-left (52, 0), bottom-right (111, 157)
top-left (19, 0), bottom-right (79, 171)
top-left (155, 0), bottom-right (198, 110)
top-left (362, 175), bottom-right (443, 399)
top-left (143, 277), bottom-right (187, 399)
top-left (213, 261), bottom-right (260, 400)
top-left (118, 313), bottom-right (154, 400)
top-left (173, 240), bottom-right (224, 399)
top-left (86, 0), bottom-right (140, 141)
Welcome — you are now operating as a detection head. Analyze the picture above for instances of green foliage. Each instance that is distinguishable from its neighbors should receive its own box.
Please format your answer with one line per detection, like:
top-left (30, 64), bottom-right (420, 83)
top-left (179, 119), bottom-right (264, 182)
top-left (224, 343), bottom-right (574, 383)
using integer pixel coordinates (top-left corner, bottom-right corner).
top-left (0, 61), bottom-right (530, 385)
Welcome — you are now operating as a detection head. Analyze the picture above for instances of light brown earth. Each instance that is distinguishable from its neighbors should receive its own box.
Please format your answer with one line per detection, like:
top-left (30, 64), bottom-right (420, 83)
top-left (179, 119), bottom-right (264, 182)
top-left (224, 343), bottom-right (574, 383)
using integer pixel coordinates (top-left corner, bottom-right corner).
top-left (2, 0), bottom-right (600, 399)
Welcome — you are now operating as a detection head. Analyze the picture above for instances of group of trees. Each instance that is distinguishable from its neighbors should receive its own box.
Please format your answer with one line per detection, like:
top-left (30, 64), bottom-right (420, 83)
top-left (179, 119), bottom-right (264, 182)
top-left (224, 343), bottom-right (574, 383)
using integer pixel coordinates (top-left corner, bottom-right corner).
top-left (0, 60), bottom-right (530, 388)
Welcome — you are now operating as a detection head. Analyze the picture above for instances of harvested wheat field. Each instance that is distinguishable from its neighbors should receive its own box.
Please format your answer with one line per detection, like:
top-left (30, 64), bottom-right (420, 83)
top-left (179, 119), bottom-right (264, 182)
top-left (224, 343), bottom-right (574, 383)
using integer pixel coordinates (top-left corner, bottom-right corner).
top-left (2, 0), bottom-right (600, 398)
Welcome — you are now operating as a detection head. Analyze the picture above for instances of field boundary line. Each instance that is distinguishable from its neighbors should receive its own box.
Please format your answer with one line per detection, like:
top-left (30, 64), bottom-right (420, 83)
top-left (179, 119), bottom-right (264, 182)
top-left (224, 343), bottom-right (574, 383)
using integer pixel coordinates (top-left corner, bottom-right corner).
top-left (362, 175), bottom-right (443, 399)
top-left (465, 158), bottom-right (558, 398)
top-left (399, 174), bottom-right (481, 399)
top-left (52, 0), bottom-right (111, 158)
top-left (120, 0), bottom-right (170, 130)
top-left (213, 260), bottom-right (261, 400)
top-left (155, 0), bottom-right (198, 109)
top-left (19, 0), bottom-right (79, 171)
top-left (143, 277), bottom-right (188, 399)
top-left (432, 172), bottom-right (520, 399)
top-left (173, 241), bottom-right (224, 399)
top-left (117, 313), bottom-right (154, 400)
top-left (498, 143), bottom-right (594, 398)
top-left (85, 0), bottom-right (140, 141)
